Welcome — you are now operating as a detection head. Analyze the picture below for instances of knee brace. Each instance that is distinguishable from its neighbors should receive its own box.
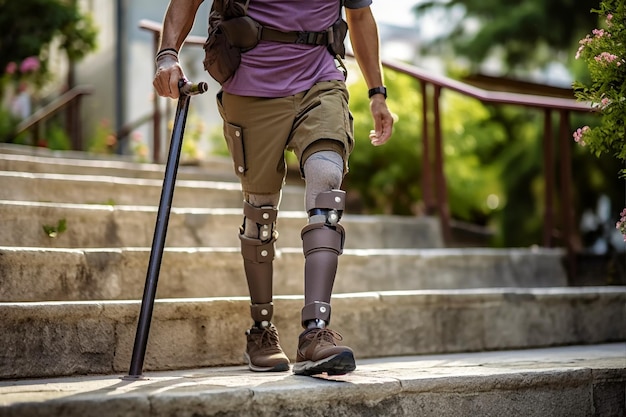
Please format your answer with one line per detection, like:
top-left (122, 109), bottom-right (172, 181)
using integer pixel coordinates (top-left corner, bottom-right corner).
top-left (307, 189), bottom-right (345, 227)
top-left (240, 200), bottom-right (278, 258)
top-left (239, 201), bottom-right (278, 322)
top-left (301, 190), bottom-right (346, 326)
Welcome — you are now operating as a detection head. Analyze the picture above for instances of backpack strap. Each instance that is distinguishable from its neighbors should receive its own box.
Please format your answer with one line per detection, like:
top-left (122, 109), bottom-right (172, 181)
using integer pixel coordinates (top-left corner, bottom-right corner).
top-left (258, 0), bottom-right (344, 46)
top-left (260, 27), bottom-right (332, 46)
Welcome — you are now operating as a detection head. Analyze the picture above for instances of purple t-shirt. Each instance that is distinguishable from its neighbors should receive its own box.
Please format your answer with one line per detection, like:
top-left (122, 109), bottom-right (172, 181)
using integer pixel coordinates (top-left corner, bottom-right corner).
top-left (222, 0), bottom-right (372, 97)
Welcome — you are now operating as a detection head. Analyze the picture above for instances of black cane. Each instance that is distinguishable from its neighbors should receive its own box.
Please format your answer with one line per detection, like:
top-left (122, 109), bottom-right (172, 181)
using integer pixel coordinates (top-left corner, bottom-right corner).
top-left (127, 80), bottom-right (208, 378)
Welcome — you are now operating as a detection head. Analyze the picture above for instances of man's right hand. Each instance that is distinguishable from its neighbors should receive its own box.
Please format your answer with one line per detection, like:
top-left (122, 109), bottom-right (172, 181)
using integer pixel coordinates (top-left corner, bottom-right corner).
top-left (153, 50), bottom-right (186, 99)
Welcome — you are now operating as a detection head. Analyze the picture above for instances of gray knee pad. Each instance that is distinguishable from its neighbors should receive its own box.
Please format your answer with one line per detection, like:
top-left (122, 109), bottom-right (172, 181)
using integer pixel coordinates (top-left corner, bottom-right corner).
top-left (303, 151), bottom-right (344, 212)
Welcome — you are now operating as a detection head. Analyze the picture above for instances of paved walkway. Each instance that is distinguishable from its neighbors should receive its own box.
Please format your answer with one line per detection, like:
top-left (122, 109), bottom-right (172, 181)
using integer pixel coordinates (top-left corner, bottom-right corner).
top-left (1, 343), bottom-right (624, 417)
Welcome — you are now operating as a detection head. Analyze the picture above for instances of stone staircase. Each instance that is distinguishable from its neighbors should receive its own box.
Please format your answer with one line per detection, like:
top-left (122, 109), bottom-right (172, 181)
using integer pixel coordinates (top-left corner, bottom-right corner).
top-left (0, 144), bottom-right (624, 416)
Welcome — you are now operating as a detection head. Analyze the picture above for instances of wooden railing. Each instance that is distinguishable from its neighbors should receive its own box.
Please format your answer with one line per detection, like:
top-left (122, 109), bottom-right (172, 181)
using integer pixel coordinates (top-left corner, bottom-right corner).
top-left (139, 19), bottom-right (594, 277)
top-left (16, 85), bottom-right (94, 150)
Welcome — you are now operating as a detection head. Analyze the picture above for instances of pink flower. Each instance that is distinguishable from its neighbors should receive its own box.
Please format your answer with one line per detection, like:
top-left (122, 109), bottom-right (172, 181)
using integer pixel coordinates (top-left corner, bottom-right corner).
top-left (607, 14), bottom-right (613, 24)
top-left (594, 52), bottom-right (621, 66)
top-left (575, 45), bottom-right (585, 59)
top-left (573, 126), bottom-right (589, 146)
top-left (5, 62), bottom-right (17, 75)
top-left (575, 35), bottom-right (593, 59)
top-left (19, 56), bottom-right (40, 73)
top-left (617, 208), bottom-right (626, 241)
top-left (592, 28), bottom-right (607, 38)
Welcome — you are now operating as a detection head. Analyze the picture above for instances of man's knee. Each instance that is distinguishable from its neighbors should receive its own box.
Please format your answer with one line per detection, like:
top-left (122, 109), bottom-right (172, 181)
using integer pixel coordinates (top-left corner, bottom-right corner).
top-left (303, 150), bottom-right (344, 212)
top-left (302, 189), bottom-right (346, 254)
top-left (239, 200), bottom-right (278, 263)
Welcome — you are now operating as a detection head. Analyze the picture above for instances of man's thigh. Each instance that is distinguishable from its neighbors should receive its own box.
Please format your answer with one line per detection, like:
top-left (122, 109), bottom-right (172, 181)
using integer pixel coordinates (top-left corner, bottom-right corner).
top-left (217, 92), bottom-right (296, 195)
top-left (289, 80), bottom-right (354, 175)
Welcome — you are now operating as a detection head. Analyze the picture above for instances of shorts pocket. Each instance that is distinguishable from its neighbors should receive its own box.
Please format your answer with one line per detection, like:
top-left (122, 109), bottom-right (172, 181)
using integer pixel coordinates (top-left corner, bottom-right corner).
top-left (224, 122), bottom-right (246, 177)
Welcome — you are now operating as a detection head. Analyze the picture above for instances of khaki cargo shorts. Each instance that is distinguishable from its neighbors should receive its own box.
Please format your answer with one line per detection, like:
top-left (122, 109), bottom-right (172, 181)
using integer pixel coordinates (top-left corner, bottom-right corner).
top-left (216, 80), bottom-right (354, 195)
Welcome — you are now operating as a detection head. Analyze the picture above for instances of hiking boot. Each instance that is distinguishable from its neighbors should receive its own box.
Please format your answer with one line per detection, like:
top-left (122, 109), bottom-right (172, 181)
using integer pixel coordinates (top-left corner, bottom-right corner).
top-left (244, 323), bottom-right (290, 372)
top-left (293, 328), bottom-right (356, 376)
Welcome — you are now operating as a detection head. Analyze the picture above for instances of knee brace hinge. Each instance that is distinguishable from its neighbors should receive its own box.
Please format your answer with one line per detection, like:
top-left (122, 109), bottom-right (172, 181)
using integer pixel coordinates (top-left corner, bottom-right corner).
top-left (308, 190), bottom-right (345, 226)
top-left (242, 201), bottom-right (278, 242)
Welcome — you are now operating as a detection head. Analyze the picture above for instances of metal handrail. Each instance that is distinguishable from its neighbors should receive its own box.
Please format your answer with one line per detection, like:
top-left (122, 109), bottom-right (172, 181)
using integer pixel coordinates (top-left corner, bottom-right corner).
top-left (380, 58), bottom-right (591, 111)
top-left (15, 86), bottom-right (92, 132)
top-left (16, 85), bottom-right (94, 150)
top-left (375, 52), bottom-right (594, 278)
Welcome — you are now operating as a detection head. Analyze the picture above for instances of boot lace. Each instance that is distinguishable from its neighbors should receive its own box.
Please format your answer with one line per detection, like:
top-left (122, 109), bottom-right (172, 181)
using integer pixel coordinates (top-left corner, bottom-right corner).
top-left (307, 328), bottom-right (343, 346)
top-left (256, 326), bottom-right (282, 353)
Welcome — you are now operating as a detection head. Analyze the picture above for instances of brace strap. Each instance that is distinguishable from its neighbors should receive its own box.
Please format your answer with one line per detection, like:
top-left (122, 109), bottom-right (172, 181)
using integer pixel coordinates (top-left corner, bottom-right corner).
top-left (250, 302), bottom-right (273, 323)
top-left (241, 201), bottom-right (278, 243)
top-left (302, 301), bottom-right (331, 325)
top-left (315, 190), bottom-right (346, 211)
top-left (307, 190), bottom-right (345, 224)
top-left (301, 222), bottom-right (345, 256)
top-left (243, 201), bottom-right (277, 224)
top-left (240, 233), bottom-right (276, 262)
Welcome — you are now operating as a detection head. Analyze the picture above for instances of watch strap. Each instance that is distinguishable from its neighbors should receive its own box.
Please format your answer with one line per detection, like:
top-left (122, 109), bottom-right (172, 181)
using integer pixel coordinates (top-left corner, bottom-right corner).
top-left (368, 86), bottom-right (387, 99)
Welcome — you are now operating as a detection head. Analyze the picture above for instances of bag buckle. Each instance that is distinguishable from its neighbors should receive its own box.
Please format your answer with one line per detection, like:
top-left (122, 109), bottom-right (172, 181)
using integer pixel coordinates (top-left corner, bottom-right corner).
top-left (295, 31), bottom-right (309, 44)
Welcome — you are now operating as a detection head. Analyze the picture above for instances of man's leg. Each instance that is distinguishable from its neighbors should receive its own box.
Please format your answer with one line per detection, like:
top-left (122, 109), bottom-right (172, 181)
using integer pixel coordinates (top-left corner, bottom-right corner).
top-left (240, 192), bottom-right (290, 372)
top-left (216, 91), bottom-right (295, 373)
top-left (292, 150), bottom-right (356, 376)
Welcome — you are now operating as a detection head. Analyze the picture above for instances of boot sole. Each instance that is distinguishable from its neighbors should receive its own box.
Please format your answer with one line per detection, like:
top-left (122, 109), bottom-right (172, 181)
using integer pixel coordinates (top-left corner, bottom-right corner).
top-left (293, 351), bottom-right (356, 376)
top-left (244, 352), bottom-right (290, 372)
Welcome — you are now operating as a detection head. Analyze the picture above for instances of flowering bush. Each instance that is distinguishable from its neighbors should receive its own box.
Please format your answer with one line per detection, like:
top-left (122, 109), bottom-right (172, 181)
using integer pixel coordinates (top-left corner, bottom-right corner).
top-left (573, 0), bottom-right (626, 241)
top-left (1, 56), bottom-right (42, 92)
top-left (617, 208), bottom-right (626, 241)
top-left (0, 56), bottom-right (43, 141)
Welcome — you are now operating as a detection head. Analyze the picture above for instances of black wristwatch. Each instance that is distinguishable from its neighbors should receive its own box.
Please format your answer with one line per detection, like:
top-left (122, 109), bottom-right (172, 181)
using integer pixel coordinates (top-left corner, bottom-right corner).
top-left (368, 86), bottom-right (387, 99)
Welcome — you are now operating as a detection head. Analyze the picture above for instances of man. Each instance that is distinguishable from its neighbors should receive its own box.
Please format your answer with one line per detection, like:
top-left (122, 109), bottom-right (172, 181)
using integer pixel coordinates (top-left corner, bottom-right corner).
top-left (153, 0), bottom-right (393, 376)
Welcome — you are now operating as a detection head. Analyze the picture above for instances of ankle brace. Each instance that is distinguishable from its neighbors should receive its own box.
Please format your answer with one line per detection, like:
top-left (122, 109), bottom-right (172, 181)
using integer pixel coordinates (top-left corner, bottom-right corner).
top-left (250, 302), bottom-right (273, 326)
top-left (301, 301), bottom-right (331, 327)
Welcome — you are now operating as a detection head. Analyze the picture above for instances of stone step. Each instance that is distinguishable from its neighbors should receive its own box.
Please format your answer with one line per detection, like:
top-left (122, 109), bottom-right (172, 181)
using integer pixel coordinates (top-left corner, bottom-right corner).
top-left (0, 288), bottom-right (623, 380)
top-left (0, 200), bottom-right (443, 249)
top-left (0, 171), bottom-right (305, 210)
top-left (0, 148), bottom-right (239, 182)
top-left (1, 343), bottom-right (624, 417)
top-left (0, 246), bottom-right (568, 302)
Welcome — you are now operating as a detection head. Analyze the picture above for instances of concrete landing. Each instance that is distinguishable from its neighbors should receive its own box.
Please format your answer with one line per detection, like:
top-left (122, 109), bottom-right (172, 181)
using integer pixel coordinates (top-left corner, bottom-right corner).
top-left (0, 344), bottom-right (624, 417)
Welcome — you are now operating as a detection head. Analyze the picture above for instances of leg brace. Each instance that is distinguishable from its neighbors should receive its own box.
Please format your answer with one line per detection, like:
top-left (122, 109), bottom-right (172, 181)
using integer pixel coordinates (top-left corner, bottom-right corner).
top-left (301, 189), bottom-right (346, 327)
top-left (240, 200), bottom-right (278, 324)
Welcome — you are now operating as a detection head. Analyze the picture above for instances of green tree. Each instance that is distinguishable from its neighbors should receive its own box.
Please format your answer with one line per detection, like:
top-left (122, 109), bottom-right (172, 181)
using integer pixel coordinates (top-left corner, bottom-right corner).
top-left (345, 70), bottom-right (507, 234)
top-left (416, 0), bottom-right (599, 73)
top-left (0, 0), bottom-right (97, 88)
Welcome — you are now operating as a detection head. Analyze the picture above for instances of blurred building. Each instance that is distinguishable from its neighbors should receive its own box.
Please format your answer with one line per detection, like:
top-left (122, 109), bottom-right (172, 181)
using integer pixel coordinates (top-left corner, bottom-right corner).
top-left (73, 0), bottom-right (216, 161)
